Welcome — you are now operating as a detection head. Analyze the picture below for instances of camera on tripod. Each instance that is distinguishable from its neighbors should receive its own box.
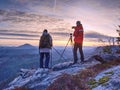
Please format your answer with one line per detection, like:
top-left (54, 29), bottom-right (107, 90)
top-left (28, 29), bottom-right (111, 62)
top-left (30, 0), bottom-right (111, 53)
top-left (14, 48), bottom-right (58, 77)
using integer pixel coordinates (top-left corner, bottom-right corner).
top-left (70, 33), bottom-right (72, 36)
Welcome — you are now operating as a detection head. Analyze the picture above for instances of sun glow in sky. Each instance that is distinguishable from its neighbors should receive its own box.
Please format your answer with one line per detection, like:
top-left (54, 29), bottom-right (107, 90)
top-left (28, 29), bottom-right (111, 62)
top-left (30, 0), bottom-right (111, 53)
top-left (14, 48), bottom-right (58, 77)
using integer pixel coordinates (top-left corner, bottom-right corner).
top-left (0, 0), bottom-right (120, 46)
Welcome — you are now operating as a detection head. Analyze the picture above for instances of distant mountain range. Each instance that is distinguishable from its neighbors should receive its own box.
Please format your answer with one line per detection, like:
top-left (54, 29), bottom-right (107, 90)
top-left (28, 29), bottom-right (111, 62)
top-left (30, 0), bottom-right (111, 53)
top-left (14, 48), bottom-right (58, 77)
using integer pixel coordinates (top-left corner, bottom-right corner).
top-left (17, 43), bottom-right (36, 49)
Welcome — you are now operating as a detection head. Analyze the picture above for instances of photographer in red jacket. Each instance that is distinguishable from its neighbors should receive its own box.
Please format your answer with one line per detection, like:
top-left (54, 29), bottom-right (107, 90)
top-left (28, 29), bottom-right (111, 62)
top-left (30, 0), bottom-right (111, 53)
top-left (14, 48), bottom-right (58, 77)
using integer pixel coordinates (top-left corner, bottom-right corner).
top-left (72, 21), bottom-right (84, 64)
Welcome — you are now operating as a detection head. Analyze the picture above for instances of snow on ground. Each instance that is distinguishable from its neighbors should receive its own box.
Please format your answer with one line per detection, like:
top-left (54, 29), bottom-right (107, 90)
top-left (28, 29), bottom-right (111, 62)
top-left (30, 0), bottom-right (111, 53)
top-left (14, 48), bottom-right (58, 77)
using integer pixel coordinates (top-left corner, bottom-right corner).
top-left (4, 61), bottom-right (99, 90)
top-left (93, 46), bottom-right (120, 61)
top-left (92, 65), bottom-right (120, 90)
top-left (3, 45), bottom-right (120, 90)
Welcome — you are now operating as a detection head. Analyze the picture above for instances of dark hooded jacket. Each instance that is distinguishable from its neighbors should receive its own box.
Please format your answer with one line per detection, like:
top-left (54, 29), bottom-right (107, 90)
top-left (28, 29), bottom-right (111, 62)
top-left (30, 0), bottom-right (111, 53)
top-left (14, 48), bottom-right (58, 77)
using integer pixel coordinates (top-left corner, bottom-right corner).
top-left (39, 33), bottom-right (52, 49)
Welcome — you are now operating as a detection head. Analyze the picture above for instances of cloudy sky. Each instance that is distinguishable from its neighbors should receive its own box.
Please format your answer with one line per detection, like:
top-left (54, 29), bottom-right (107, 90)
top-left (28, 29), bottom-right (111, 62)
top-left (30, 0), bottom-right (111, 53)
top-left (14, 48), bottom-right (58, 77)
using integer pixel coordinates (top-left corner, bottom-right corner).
top-left (0, 0), bottom-right (120, 46)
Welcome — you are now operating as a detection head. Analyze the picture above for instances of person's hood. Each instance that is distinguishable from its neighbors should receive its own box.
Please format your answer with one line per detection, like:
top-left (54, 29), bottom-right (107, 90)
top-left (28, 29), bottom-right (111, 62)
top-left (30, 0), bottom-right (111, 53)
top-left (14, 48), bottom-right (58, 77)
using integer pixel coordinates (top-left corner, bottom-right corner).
top-left (42, 32), bottom-right (48, 36)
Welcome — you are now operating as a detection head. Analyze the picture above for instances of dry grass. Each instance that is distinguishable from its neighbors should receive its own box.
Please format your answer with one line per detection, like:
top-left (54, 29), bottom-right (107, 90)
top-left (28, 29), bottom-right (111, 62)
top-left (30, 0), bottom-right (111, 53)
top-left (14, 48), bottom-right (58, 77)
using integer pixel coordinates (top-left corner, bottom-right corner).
top-left (14, 86), bottom-right (28, 90)
top-left (47, 73), bottom-right (84, 90)
top-left (47, 59), bottom-right (120, 90)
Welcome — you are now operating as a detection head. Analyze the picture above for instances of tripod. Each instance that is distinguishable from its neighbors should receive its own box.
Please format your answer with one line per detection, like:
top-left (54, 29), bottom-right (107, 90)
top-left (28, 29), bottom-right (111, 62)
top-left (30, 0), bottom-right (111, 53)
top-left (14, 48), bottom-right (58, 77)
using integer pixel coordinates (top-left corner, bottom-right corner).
top-left (59, 33), bottom-right (73, 61)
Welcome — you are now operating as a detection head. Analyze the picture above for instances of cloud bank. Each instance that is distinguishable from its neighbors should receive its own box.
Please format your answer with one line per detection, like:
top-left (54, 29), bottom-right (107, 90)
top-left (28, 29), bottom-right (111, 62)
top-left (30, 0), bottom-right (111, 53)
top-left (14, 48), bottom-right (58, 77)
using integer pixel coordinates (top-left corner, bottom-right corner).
top-left (0, 0), bottom-right (120, 46)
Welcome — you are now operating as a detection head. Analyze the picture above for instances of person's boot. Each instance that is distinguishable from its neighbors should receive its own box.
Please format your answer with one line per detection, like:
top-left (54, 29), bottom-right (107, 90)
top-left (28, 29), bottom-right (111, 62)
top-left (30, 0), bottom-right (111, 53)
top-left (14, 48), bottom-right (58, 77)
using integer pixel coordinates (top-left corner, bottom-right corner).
top-left (80, 59), bottom-right (85, 64)
top-left (73, 61), bottom-right (77, 64)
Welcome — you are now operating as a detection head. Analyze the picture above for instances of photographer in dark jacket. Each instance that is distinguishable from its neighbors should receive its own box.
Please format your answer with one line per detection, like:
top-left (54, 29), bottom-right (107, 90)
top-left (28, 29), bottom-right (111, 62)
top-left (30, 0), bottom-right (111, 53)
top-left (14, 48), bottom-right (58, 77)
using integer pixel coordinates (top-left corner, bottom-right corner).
top-left (39, 29), bottom-right (52, 68)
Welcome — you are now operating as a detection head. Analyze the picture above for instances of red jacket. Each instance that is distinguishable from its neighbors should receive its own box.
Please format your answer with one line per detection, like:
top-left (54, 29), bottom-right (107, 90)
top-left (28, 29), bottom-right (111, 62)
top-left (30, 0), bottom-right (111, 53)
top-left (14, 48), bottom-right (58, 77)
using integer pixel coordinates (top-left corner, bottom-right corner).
top-left (73, 24), bottom-right (84, 43)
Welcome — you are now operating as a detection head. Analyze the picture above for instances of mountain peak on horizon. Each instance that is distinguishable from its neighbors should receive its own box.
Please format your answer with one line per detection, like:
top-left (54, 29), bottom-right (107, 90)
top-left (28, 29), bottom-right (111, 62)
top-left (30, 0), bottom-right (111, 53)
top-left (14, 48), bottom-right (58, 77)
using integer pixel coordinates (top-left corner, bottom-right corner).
top-left (18, 43), bottom-right (35, 48)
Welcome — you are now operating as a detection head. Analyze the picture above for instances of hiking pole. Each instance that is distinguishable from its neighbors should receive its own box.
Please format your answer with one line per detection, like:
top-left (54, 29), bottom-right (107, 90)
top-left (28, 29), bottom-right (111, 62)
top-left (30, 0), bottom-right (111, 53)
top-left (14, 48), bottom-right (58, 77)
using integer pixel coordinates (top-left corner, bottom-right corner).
top-left (38, 48), bottom-right (40, 68)
top-left (50, 48), bottom-right (52, 68)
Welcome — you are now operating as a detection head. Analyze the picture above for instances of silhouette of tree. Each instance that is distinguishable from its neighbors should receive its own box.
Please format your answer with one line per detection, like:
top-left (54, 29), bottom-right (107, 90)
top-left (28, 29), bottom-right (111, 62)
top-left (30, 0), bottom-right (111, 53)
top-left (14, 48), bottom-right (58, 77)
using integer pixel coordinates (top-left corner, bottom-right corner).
top-left (116, 25), bottom-right (120, 45)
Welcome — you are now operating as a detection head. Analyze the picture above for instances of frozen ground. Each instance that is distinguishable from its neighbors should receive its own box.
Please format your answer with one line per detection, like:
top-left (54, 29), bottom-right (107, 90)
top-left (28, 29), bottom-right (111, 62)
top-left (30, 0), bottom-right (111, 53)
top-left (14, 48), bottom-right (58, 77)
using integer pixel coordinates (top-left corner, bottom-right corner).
top-left (0, 44), bottom-right (96, 88)
top-left (3, 45), bottom-right (120, 90)
top-left (4, 60), bottom-right (99, 90)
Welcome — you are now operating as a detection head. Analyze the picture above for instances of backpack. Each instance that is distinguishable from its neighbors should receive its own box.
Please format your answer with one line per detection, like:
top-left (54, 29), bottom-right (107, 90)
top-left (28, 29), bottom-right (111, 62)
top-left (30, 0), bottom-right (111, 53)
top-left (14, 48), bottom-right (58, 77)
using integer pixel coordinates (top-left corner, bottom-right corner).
top-left (39, 34), bottom-right (52, 48)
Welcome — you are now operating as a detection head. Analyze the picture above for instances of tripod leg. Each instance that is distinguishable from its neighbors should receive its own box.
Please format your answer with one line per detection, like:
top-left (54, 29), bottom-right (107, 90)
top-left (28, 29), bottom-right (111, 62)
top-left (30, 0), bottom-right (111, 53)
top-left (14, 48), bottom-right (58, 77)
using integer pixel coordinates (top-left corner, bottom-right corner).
top-left (53, 47), bottom-right (66, 60)
top-left (59, 38), bottom-right (70, 61)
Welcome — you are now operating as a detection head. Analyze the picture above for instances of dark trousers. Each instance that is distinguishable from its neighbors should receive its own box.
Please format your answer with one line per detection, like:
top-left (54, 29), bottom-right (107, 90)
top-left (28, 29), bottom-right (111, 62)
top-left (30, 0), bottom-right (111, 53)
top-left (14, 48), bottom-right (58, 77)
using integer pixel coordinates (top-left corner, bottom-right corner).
top-left (40, 52), bottom-right (50, 68)
top-left (73, 42), bottom-right (84, 63)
